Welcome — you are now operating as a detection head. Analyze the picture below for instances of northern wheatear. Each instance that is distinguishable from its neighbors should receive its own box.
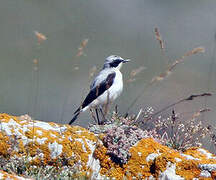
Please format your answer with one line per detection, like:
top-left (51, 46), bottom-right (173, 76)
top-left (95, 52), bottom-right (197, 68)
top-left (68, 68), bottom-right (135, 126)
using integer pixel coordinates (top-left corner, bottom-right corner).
top-left (69, 55), bottom-right (130, 125)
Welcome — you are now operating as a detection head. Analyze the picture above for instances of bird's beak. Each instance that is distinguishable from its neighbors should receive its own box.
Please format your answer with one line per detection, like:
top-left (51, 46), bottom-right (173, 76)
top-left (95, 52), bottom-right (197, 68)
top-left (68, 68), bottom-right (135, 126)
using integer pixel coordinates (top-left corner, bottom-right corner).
top-left (122, 59), bottom-right (130, 63)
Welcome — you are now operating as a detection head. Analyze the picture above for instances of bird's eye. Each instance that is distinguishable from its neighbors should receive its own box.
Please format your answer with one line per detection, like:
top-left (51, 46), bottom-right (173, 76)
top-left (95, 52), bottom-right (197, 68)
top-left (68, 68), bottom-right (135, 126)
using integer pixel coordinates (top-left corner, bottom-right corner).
top-left (109, 59), bottom-right (123, 67)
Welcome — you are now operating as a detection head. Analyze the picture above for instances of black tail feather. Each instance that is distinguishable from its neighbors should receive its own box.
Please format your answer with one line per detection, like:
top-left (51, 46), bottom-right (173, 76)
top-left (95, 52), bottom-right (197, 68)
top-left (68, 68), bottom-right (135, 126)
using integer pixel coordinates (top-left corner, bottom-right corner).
top-left (69, 112), bottom-right (80, 125)
top-left (69, 107), bottom-right (81, 125)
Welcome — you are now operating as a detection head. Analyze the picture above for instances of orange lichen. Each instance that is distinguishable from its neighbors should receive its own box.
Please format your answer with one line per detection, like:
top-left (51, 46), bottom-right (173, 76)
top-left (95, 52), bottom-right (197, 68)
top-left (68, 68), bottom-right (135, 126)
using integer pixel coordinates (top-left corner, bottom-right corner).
top-left (127, 138), bottom-right (180, 178)
top-left (1, 113), bottom-right (216, 179)
top-left (176, 160), bottom-right (200, 179)
top-left (0, 131), bottom-right (10, 157)
top-left (184, 147), bottom-right (216, 162)
top-left (0, 113), bottom-right (97, 174)
top-left (0, 113), bottom-right (17, 122)
top-left (94, 144), bottom-right (124, 179)
top-left (94, 137), bottom-right (216, 179)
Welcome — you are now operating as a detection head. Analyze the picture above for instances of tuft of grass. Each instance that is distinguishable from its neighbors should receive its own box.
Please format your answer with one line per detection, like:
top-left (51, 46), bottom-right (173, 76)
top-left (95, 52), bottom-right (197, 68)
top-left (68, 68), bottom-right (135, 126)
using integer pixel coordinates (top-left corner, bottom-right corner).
top-left (0, 155), bottom-right (90, 180)
top-left (152, 108), bottom-right (212, 151)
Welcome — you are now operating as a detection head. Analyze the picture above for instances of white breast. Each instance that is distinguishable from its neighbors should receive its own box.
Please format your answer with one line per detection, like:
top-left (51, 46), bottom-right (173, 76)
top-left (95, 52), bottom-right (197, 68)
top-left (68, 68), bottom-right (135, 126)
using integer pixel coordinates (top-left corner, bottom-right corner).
top-left (89, 69), bottom-right (123, 108)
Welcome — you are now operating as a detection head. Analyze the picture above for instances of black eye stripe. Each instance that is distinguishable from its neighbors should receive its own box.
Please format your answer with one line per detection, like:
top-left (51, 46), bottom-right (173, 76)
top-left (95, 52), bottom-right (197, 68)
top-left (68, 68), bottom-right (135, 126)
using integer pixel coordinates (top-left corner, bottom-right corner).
top-left (109, 59), bottom-right (123, 67)
top-left (116, 59), bottom-right (123, 62)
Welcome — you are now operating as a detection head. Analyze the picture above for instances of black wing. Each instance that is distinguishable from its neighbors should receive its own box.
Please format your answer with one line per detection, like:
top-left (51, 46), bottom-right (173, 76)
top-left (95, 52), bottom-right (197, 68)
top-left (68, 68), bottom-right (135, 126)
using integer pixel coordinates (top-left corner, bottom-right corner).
top-left (69, 72), bottom-right (116, 125)
top-left (81, 72), bottom-right (116, 109)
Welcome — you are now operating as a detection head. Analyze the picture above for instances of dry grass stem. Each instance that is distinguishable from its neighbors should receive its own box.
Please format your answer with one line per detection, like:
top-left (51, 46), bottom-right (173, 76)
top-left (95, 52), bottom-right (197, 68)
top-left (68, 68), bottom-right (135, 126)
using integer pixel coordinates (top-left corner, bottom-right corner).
top-left (147, 93), bottom-right (212, 121)
top-left (33, 59), bottom-right (39, 71)
top-left (190, 108), bottom-right (211, 120)
top-left (135, 108), bottom-right (143, 122)
top-left (151, 107), bottom-right (212, 151)
top-left (128, 66), bottom-right (146, 83)
top-left (89, 108), bottom-right (97, 124)
top-left (34, 31), bottom-right (47, 44)
top-left (89, 66), bottom-right (97, 78)
top-left (151, 46), bottom-right (205, 84)
top-left (154, 27), bottom-right (165, 51)
top-left (168, 46), bottom-right (205, 72)
top-left (76, 38), bottom-right (89, 57)
top-left (184, 93), bottom-right (212, 101)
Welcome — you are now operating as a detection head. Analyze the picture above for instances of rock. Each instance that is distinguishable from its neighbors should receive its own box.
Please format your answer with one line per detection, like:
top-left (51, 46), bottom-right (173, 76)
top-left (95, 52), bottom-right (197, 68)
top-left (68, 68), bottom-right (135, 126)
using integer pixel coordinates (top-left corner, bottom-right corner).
top-left (0, 113), bottom-right (100, 179)
top-left (0, 170), bottom-right (32, 180)
top-left (95, 138), bottom-right (216, 179)
top-left (0, 113), bottom-right (216, 179)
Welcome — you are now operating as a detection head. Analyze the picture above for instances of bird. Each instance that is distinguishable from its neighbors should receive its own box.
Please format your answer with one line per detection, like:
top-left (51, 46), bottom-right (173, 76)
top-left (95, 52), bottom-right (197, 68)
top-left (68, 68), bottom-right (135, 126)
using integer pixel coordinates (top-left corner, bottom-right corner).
top-left (69, 55), bottom-right (130, 125)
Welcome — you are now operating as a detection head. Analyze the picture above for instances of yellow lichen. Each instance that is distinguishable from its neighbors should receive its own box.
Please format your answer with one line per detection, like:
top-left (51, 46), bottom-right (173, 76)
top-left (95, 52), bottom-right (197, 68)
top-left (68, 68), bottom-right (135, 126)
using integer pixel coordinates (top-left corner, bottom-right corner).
top-left (94, 137), bottom-right (216, 179)
top-left (176, 160), bottom-right (200, 179)
top-left (0, 113), bottom-right (97, 174)
top-left (184, 147), bottom-right (216, 163)
top-left (94, 144), bottom-right (125, 179)
top-left (1, 113), bottom-right (216, 179)
top-left (0, 113), bottom-right (17, 122)
top-left (0, 131), bottom-right (10, 157)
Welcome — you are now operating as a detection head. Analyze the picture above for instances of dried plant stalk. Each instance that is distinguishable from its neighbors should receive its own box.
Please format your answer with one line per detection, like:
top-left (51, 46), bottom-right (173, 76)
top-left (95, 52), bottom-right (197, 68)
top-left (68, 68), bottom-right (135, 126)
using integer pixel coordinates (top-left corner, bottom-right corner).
top-left (168, 46), bottom-right (205, 72)
top-left (76, 38), bottom-right (89, 57)
top-left (151, 46), bottom-right (205, 84)
top-left (34, 31), bottom-right (47, 44)
top-left (148, 93), bottom-right (212, 121)
top-left (154, 27), bottom-right (165, 51)
top-left (128, 66), bottom-right (145, 82)
top-left (89, 66), bottom-right (97, 78)
top-left (190, 108), bottom-right (211, 120)
top-left (184, 93), bottom-right (212, 101)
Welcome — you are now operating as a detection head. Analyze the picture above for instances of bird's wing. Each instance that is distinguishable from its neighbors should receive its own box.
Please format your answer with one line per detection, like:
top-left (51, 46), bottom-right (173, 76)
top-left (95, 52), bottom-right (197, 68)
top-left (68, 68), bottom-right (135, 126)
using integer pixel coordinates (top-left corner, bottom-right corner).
top-left (69, 71), bottom-right (116, 125)
top-left (90, 69), bottom-right (111, 89)
top-left (80, 72), bottom-right (116, 110)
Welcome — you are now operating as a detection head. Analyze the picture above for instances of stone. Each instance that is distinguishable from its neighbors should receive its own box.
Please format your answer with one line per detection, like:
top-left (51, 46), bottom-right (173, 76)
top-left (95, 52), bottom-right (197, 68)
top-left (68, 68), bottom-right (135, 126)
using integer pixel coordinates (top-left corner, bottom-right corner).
top-left (0, 113), bottom-right (216, 179)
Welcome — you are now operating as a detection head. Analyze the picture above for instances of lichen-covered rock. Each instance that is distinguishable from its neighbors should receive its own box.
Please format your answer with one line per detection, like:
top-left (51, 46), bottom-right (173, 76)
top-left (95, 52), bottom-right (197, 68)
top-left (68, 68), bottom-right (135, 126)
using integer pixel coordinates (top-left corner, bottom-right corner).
top-left (0, 113), bottom-right (100, 178)
top-left (0, 170), bottom-right (32, 180)
top-left (94, 138), bottom-right (216, 179)
top-left (0, 113), bottom-right (216, 180)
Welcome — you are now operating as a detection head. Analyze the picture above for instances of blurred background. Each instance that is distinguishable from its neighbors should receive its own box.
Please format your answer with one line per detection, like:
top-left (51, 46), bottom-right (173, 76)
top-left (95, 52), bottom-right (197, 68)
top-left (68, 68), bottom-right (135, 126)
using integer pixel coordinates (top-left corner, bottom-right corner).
top-left (0, 0), bottom-right (216, 148)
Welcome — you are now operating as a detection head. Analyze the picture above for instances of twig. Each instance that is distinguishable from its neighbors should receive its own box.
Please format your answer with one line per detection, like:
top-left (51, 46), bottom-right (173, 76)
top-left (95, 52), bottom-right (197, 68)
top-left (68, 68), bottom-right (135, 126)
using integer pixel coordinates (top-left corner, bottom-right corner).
top-left (146, 93), bottom-right (212, 121)
top-left (184, 93), bottom-right (212, 101)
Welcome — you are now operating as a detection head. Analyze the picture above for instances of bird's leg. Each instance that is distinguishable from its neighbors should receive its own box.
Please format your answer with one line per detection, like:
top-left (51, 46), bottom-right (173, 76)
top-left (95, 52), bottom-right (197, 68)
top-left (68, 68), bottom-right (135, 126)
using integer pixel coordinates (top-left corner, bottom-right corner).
top-left (104, 92), bottom-right (110, 116)
top-left (95, 108), bottom-right (100, 125)
top-left (99, 105), bottom-right (107, 125)
top-left (90, 108), bottom-right (97, 124)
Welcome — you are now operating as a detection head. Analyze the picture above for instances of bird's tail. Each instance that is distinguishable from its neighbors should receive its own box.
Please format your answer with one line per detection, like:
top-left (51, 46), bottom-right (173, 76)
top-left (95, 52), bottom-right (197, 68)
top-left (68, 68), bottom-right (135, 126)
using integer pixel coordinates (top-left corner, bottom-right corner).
top-left (69, 107), bottom-right (81, 125)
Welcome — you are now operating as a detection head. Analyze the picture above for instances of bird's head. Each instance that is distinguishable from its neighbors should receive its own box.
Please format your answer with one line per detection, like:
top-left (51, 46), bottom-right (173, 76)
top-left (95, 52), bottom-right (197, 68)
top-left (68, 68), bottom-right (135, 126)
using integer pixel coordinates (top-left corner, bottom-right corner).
top-left (103, 55), bottom-right (130, 70)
